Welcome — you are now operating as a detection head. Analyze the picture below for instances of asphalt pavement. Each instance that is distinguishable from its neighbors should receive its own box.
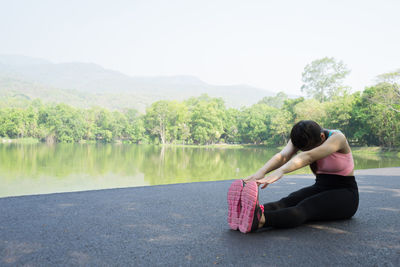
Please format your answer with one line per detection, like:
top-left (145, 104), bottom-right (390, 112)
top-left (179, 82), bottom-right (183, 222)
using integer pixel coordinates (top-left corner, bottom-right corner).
top-left (0, 168), bottom-right (399, 266)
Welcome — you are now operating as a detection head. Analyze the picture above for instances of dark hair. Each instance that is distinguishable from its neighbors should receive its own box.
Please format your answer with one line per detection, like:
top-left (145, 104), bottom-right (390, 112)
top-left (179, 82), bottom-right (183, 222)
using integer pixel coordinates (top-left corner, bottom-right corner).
top-left (290, 120), bottom-right (323, 150)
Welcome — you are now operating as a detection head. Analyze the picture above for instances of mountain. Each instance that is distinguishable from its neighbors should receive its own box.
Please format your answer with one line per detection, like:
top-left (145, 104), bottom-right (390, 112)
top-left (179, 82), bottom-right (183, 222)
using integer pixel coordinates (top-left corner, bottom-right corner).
top-left (0, 55), bottom-right (277, 112)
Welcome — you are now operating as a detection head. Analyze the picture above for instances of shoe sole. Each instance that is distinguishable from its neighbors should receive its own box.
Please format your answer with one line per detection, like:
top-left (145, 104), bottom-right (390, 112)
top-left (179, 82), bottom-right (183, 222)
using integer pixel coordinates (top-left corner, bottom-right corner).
top-left (227, 179), bottom-right (244, 230)
top-left (238, 181), bottom-right (258, 233)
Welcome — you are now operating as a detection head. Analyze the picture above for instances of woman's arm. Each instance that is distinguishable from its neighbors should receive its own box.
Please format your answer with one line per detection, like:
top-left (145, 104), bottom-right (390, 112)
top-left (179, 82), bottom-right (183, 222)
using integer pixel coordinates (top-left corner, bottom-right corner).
top-left (245, 140), bottom-right (298, 182)
top-left (257, 132), bottom-right (346, 188)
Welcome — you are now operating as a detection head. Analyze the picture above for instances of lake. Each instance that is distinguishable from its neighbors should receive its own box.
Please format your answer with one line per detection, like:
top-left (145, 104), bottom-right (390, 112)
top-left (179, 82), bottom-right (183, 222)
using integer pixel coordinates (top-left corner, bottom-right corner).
top-left (1, 143), bottom-right (399, 198)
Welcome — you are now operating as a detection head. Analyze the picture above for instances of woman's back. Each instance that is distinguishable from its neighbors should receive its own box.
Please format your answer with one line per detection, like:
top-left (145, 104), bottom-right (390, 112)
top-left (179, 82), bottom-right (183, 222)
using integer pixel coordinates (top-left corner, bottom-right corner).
top-left (316, 130), bottom-right (354, 176)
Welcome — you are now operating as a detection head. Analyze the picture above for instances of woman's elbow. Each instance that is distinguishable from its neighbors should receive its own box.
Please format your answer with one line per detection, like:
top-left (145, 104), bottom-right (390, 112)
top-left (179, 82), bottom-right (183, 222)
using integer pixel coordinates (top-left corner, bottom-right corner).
top-left (277, 152), bottom-right (289, 163)
top-left (301, 151), bottom-right (315, 166)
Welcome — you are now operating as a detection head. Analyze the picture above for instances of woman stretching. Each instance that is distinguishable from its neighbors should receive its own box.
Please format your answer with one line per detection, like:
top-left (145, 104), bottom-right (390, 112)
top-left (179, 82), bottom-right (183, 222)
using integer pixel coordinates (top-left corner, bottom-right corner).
top-left (227, 120), bottom-right (359, 233)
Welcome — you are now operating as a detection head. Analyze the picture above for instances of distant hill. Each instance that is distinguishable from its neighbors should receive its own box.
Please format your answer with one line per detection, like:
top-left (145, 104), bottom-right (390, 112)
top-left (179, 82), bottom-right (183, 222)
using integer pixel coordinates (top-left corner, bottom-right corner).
top-left (0, 55), bottom-right (277, 112)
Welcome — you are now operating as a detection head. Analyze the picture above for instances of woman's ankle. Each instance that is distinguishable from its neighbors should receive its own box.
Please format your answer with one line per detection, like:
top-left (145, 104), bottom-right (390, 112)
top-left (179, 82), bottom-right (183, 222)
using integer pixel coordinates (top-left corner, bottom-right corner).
top-left (258, 213), bottom-right (266, 228)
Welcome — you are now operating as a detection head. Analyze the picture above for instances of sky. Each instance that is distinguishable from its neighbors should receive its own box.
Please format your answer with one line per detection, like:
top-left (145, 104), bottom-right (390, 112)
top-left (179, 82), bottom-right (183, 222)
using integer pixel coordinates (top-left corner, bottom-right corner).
top-left (1, 0), bottom-right (399, 95)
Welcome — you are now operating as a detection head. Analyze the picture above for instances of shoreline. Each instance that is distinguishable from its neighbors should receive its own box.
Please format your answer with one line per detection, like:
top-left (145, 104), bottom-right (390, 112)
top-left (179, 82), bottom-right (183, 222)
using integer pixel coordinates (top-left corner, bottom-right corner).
top-left (1, 167), bottom-right (399, 199)
top-left (1, 138), bottom-right (399, 156)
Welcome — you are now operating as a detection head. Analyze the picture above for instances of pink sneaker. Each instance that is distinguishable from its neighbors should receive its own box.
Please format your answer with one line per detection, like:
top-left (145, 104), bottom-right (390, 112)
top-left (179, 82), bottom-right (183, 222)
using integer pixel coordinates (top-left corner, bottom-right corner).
top-left (238, 181), bottom-right (264, 233)
top-left (227, 179), bottom-right (244, 230)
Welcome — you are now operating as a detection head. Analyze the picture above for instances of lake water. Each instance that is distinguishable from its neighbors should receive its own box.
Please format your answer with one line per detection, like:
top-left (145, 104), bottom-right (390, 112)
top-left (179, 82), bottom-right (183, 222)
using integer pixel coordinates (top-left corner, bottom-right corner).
top-left (1, 143), bottom-right (399, 198)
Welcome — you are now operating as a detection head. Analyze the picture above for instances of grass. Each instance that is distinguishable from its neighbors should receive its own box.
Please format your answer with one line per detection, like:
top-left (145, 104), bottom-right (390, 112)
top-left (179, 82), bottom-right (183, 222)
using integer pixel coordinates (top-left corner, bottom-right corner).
top-left (351, 146), bottom-right (400, 157)
top-left (1, 137), bottom-right (39, 144)
top-left (160, 143), bottom-right (275, 149)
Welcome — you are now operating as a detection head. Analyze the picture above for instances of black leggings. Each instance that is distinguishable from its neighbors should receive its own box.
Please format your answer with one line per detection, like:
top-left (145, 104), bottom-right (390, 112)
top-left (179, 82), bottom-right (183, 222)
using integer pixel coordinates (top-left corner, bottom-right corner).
top-left (263, 174), bottom-right (359, 228)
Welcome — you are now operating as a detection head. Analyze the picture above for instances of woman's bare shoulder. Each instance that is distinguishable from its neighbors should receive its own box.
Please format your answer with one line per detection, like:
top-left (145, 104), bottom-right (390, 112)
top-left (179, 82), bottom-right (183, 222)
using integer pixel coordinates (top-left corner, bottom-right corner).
top-left (330, 130), bottom-right (351, 153)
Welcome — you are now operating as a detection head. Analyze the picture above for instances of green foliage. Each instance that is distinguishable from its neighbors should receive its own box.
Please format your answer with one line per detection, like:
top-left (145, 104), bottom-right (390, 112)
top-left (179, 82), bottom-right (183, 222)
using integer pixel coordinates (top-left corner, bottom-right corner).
top-left (301, 57), bottom-right (350, 102)
top-left (282, 97), bottom-right (305, 124)
top-left (353, 85), bottom-right (400, 147)
top-left (238, 104), bottom-right (276, 144)
top-left (293, 99), bottom-right (326, 124)
top-left (323, 93), bottom-right (355, 133)
top-left (144, 100), bottom-right (190, 144)
top-left (269, 109), bottom-right (292, 145)
top-left (257, 92), bottom-right (288, 109)
top-left (0, 71), bottom-right (399, 148)
top-left (222, 108), bottom-right (240, 143)
top-left (186, 95), bottom-right (226, 145)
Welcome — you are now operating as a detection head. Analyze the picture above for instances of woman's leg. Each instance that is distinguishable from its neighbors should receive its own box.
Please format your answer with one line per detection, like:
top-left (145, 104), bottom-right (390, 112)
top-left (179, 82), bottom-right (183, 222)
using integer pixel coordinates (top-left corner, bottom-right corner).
top-left (263, 188), bottom-right (359, 228)
top-left (263, 184), bottom-right (323, 211)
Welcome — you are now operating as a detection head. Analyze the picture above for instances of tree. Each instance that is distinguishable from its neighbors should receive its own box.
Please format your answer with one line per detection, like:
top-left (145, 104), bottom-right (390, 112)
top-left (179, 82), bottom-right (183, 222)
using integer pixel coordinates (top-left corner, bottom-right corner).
top-left (222, 108), bottom-right (240, 143)
top-left (282, 97), bottom-right (305, 124)
top-left (144, 101), bottom-right (170, 144)
top-left (347, 86), bottom-right (400, 148)
top-left (257, 92), bottom-right (289, 109)
top-left (301, 57), bottom-right (350, 102)
top-left (293, 99), bottom-right (326, 124)
top-left (323, 93), bottom-right (355, 135)
top-left (0, 108), bottom-right (26, 138)
top-left (144, 100), bottom-right (191, 144)
top-left (187, 95), bottom-right (226, 145)
top-left (372, 69), bottom-right (400, 113)
top-left (165, 101), bottom-right (190, 144)
top-left (347, 92), bottom-right (377, 146)
top-left (93, 108), bottom-right (114, 143)
top-left (36, 104), bottom-right (86, 143)
top-left (360, 85), bottom-right (400, 147)
top-left (269, 109), bottom-right (292, 145)
top-left (238, 104), bottom-right (276, 144)
top-left (376, 69), bottom-right (400, 86)
top-left (123, 109), bottom-right (146, 143)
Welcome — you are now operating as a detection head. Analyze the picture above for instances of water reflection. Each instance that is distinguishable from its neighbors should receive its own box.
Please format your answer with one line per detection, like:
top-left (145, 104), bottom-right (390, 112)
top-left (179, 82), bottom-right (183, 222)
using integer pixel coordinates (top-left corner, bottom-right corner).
top-left (0, 144), bottom-right (399, 197)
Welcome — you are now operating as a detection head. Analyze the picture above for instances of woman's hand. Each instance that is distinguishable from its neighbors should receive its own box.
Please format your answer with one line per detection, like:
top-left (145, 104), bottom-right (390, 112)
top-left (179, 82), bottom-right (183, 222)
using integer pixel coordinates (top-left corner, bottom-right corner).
top-left (256, 169), bottom-right (284, 189)
top-left (243, 170), bottom-right (265, 183)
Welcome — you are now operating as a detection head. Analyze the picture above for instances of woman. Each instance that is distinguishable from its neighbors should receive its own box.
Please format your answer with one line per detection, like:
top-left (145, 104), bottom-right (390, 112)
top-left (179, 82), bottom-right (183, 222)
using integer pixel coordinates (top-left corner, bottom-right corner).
top-left (227, 120), bottom-right (359, 233)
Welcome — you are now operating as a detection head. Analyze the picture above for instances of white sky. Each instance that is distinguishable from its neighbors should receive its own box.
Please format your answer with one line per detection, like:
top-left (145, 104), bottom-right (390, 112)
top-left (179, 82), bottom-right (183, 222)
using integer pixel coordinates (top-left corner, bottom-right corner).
top-left (1, 0), bottom-right (399, 95)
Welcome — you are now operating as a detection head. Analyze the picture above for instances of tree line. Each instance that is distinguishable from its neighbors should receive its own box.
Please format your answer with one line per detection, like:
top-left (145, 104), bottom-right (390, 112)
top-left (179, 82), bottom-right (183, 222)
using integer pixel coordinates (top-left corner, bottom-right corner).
top-left (1, 58), bottom-right (399, 147)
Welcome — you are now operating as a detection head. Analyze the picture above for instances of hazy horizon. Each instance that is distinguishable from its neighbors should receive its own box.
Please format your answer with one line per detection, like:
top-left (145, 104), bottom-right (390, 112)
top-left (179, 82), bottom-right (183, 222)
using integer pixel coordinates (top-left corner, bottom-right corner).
top-left (1, 0), bottom-right (399, 95)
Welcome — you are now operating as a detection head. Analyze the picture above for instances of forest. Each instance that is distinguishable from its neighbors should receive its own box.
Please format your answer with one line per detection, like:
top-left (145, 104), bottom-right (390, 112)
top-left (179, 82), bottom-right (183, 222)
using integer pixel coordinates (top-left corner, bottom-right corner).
top-left (1, 58), bottom-right (399, 148)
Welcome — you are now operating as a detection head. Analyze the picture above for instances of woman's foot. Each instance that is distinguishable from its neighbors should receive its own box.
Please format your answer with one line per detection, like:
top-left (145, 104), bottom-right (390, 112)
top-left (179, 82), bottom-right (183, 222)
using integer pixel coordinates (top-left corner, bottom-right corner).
top-left (227, 179), bottom-right (244, 230)
top-left (238, 181), bottom-right (265, 233)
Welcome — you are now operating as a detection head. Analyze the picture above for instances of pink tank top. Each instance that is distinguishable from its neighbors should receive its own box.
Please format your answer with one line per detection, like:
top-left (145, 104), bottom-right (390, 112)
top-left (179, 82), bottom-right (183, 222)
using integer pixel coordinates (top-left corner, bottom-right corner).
top-left (315, 130), bottom-right (354, 176)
